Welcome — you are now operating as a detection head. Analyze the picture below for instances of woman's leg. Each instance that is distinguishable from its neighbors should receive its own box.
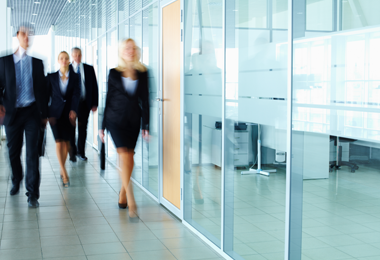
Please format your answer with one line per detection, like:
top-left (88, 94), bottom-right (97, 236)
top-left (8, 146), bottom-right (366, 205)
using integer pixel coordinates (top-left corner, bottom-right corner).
top-left (117, 148), bottom-right (136, 216)
top-left (56, 141), bottom-right (65, 175)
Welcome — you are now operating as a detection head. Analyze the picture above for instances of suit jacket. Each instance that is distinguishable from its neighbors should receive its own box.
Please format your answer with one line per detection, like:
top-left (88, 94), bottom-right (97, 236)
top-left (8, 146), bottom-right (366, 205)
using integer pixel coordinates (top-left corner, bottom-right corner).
top-left (47, 70), bottom-right (81, 119)
top-left (102, 68), bottom-right (149, 131)
top-left (69, 63), bottom-right (99, 110)
top-left (0, 54), bottom-right (47, 126)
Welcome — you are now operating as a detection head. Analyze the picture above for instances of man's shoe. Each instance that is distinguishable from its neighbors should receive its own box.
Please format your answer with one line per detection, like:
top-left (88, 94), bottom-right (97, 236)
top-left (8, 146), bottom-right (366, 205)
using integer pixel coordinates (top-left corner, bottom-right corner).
top-left (77, 154), bottom-right (88, 161)
top-left (70, 156), bottom-right (77, 162)
top-left (28, 196), bottom-right (39, 208)
top-left (10, 183), bottom-right (20, 196)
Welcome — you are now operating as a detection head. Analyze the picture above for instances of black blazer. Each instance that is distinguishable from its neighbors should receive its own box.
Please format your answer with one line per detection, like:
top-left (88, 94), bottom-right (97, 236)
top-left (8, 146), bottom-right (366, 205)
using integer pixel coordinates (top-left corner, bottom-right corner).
top-left (46, 70), bottom-right (81, 119)
top-left (0, 54), bottom-right (47, 126)
top-left (102, 68), bottom-right (149, 131)
top-left (69, 63), bottom-right (99, 110)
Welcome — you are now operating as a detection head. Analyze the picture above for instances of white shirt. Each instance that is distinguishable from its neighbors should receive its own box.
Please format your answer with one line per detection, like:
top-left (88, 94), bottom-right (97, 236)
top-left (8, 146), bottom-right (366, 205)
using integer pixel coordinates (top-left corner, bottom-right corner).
top-left (72, 61), bottom-right (86, 99)
top-left (13, 46), bottom-right (27, 63)
top-left (59, 70), bottom-right (70, 96)
top-left (122, 77), bottom-right (138, 95)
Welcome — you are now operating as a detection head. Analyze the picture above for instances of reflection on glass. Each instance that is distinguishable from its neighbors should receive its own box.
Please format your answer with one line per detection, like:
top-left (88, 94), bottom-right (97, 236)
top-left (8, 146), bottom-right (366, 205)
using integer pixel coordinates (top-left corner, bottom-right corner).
top-left (290, 0), bottom-right (380, 259)
top-left (224, 0), bottom-right (288, 258)
top-left (184, 0), bottom-right (223, 248)
top-left (142, 3), bottom-right (159, 197)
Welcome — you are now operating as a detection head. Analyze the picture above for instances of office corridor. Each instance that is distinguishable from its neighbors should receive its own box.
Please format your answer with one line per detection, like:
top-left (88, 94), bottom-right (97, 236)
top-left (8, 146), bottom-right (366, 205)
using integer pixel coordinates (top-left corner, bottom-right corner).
top-left (0, 130), bottom-right (222, 260)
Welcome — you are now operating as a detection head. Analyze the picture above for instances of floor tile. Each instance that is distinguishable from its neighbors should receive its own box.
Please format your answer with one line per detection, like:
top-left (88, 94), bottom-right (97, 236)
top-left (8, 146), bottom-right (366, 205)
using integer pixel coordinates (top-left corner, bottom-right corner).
top-left (82, 242), bottom-right (127, 255)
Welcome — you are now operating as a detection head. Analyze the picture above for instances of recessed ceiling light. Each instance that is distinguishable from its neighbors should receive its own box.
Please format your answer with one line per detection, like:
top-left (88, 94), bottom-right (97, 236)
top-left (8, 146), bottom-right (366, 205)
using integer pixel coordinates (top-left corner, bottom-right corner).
top-left (32, 13), bottom-right (38, 15)
top-left (34, 2), bottom-right (41, 4)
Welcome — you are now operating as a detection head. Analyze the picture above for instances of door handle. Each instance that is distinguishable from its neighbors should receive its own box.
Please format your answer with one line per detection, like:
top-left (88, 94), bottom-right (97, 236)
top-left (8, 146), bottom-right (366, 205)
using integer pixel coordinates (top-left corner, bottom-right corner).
top-left (156, 98), bottom-right (163, 102)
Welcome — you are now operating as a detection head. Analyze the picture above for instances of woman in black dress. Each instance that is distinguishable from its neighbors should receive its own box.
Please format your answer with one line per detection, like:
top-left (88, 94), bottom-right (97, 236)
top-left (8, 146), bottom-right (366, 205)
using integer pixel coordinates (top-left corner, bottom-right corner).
top-left (47, 51), bottom-right (81, 187)
top-left (99, 38), bottom-right (149, 217)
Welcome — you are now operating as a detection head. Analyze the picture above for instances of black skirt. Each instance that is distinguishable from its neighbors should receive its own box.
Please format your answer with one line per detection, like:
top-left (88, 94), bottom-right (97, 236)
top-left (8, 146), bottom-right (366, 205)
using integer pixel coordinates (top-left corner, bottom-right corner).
top-left (107, 120), bottom-right (140, 150)
top-left (50, 116), bottom-right (74, 141)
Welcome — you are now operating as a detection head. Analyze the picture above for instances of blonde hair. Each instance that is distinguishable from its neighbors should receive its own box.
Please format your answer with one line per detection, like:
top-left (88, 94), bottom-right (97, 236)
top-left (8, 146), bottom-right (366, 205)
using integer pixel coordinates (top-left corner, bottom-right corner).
top-left (116, 38), bottom-right (147, 72)
top-left (58, 51), bottom-right (69, 60)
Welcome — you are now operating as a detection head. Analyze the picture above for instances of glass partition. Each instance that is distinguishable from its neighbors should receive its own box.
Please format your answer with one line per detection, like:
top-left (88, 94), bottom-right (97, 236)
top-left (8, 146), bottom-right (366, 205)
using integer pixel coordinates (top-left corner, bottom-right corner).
top-left (223, 0), bottom-right (288, 259)
top-left (290, 0), bottom-right (380, 259)
top-left (183, 0), bottom-right (223, 248)
top-left (142, 3), bottom-right (159, 197)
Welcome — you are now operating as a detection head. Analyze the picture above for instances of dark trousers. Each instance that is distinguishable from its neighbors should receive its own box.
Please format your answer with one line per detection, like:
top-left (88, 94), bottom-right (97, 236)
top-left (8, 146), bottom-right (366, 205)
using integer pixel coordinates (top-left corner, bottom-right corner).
top-left (70, 100), bottom-right (90, 157)
top-left (5, 104), bottom-right (40, 199)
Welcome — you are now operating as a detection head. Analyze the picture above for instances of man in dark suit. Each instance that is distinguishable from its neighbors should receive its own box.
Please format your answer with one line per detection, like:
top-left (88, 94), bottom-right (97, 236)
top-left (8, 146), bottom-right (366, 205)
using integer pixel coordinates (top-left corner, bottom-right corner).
top-left (69, 47), bottom-right (98, 162)
top-left (0, 23), bottom-right (47, 207)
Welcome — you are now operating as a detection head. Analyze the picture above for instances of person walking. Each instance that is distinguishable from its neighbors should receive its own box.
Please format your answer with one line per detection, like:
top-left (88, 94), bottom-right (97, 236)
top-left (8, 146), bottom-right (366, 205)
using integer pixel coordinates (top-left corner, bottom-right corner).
top-left (69, 47), bottom-right (98, 162)
top-left (99, 38), bottom-right (149, 218)
top-left (47, 51), bottom-right (81, 187)
top-left (0, 23), bottom-right (47, 207)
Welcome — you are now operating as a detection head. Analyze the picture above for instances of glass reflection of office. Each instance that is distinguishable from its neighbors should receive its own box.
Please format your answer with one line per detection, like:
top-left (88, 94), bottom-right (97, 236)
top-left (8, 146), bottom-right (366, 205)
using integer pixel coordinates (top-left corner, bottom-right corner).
top-left (183, 0), bottom-right (223, 247)
top-left (223, 0), bottom-right (288, 259)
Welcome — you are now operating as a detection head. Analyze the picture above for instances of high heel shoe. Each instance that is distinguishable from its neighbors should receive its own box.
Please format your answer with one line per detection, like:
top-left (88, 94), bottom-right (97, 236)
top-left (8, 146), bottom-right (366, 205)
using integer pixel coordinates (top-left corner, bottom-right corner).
top-left (118, 192), bottom-right (128, 209)
top-left (62, 175), bottom-right (70, 188)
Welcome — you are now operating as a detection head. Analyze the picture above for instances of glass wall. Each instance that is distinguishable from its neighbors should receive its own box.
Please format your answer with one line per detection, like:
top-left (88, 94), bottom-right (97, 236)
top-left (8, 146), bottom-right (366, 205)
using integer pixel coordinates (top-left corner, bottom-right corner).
top-left (223, 0), bottom-right (288, 259)
top-left (289, 0), bottom-right (380, 259)
top-left (183, 0), bottom-right (224, 248)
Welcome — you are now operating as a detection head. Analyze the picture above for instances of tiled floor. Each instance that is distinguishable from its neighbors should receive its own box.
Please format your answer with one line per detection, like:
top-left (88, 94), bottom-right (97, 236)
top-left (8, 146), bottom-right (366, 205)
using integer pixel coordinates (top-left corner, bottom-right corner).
top-left (0, 129), bottom-right (223, 260)
top-left (185, 156), bottom-right (380, 260)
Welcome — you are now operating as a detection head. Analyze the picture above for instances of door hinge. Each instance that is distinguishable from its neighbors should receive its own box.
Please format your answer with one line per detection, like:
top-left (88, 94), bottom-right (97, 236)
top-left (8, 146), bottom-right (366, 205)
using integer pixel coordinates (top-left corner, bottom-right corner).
top-left (181, 188), bottom-right (183, 200)
top-left (181, 10), bottom-right (183, 23)
top-left (181, 29), bottom-right (183, 42)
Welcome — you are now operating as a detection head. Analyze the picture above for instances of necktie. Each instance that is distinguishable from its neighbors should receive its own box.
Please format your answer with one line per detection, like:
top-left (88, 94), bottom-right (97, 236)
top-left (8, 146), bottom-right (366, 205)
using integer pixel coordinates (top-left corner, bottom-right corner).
top-left (16, 57), bottom-right (33, 107)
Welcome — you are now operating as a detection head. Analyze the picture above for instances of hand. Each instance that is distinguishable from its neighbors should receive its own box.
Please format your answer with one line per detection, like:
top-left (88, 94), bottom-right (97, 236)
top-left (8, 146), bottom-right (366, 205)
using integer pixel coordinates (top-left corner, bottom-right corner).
top-left (142, 130), bottom-right (149, 142)
top-left (99, 129), bottom-right (105, 143)
top-left (91, 106), bottom-right (97, 112)
top-left (41, 119), bottom-right (48, 128)
top-left (0, 105), bottom-right (5, 117)
top-left (48, 117), bottom-right (56, 126)
top-left (69, 110), bottom-right (77, 126)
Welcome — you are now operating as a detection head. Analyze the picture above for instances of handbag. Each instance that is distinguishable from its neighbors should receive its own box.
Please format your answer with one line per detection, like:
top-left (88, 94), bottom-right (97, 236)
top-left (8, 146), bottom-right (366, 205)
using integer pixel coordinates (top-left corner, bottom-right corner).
top-left (100, 141), bottom-right (105, 170)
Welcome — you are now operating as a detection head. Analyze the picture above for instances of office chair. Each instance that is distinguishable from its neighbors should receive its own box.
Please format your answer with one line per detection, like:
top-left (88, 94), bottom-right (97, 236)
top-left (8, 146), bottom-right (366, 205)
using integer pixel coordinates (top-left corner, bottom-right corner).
top-left (329, 136), bottom-right (359, 173)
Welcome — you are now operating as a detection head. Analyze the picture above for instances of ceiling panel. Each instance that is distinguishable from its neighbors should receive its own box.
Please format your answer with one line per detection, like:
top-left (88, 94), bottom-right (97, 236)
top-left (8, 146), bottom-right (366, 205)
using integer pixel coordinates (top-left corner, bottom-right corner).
top-left (8, 0), bottom-right (67, 35)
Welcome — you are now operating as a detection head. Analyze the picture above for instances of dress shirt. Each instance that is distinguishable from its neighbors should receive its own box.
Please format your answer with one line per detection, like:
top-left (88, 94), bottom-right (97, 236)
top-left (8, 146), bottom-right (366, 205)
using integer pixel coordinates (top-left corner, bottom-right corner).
top-left (59, 70), bottom-right (70, 96)
top-left (13, 46), bottom-right (35, 108)
top-left (72, 61), bottom-right (86, 99)
top-left (122, 77), bottom-right (138, 95)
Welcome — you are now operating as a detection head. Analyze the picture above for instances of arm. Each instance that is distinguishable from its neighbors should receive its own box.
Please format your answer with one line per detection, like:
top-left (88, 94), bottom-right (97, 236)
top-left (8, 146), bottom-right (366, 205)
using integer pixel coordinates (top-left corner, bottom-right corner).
top-left (0, 58), bottom-right (5, 118)
top-left (140, 71), bottom-right (150, 131)
top-left (0, 58), bottom-right (4, 106)
top-left (40, 61), bottom-right (48, 120)
top-left (91, 66), bottom-right (99, 109)
top-left (71, 73), bottom-right (81, 115)
top-left (101, 70), bottom-right (112, 131)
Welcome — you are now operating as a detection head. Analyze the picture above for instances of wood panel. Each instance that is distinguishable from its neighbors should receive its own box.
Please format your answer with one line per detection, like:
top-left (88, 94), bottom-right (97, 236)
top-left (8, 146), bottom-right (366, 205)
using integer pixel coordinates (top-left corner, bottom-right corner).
top-left (162, 0), bottom-right (181, 209)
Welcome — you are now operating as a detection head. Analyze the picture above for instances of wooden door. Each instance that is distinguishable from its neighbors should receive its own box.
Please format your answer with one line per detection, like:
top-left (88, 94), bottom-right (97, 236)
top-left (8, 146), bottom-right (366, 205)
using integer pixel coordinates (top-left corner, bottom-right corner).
top-left (162, 0), bottom-right (181, 209)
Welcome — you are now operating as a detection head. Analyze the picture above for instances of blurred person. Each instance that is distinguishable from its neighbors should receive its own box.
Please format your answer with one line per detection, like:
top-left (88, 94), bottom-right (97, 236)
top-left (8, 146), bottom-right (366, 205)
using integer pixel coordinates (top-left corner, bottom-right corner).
top-left (0, 23), bottom-right (47, 207)
top-left (69, 47), bottom-right (99, 162)
top-left (99, 39), bottom-right (149, 218)
top-left (47, 51), bottom-right (81, 187)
